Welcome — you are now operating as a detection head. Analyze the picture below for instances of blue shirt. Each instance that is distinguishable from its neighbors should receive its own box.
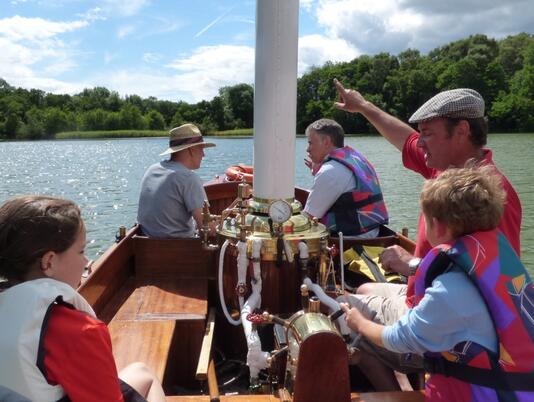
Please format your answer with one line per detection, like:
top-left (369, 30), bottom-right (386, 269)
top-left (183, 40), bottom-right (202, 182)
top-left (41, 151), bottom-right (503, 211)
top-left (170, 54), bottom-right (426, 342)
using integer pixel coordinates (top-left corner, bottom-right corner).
top-left (382, 269), bottom-right (498, 355)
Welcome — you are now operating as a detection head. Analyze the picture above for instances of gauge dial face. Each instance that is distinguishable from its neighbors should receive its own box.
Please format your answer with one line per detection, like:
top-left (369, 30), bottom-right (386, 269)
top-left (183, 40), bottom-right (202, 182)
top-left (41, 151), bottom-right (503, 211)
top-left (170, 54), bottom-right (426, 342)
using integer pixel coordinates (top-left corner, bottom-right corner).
top-left (268, 200), bottom-right (292, 224)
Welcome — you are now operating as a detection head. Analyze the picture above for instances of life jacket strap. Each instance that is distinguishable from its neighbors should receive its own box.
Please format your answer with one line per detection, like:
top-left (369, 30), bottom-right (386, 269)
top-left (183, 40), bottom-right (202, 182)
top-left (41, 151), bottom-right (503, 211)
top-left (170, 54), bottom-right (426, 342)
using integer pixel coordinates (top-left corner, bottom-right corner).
top-left (424, 357), bottom-right (534, 391)
top-left (329, 192), bottom-right (384, 212)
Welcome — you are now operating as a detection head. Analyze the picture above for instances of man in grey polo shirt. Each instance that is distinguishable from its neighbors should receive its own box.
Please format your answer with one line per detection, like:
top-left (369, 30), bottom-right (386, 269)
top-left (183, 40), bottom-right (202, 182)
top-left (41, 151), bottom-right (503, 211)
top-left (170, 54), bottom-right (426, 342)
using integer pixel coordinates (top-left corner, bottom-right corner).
top-left (137, 123), bottom-right (215, 238)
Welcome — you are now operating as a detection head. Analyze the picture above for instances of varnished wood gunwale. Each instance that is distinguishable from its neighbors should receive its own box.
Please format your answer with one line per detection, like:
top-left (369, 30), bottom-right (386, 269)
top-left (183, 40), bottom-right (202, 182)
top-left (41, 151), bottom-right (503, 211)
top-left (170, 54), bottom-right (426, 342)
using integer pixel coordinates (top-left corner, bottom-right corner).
top-left (78, 225), bottom-right (137, 318)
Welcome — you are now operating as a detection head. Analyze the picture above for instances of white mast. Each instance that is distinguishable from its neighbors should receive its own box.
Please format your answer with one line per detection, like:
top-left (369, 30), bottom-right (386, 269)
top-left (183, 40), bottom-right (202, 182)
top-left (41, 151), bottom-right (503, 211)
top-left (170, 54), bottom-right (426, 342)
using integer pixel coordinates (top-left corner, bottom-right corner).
top-left (253, 0), bottom-right (299, 201)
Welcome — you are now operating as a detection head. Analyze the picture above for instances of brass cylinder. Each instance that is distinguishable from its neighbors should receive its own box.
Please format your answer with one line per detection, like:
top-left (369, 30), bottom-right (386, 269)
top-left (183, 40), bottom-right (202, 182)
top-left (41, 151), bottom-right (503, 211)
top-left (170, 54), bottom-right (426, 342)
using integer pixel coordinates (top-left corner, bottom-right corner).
top-left (300, 284), bottom-right (309, 312)
top-left (308, 296), bottom-right (320, 313)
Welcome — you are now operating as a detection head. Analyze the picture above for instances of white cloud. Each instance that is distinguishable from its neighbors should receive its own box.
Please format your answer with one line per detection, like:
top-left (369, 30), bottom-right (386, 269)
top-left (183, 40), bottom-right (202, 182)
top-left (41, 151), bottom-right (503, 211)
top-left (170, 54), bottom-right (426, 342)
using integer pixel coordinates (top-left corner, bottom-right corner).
top-left (78, 7), bottom-right (107, 22)
top-left (142, 52), bottom-right (161, 63)
top-left (117, 24), bottom-right (135, 39)
top-left (313, 0), bottom-right (534, 55)
top-left (298, 34), bottom-right (359, 74)
top-left (0, 15), bottom-right (89, 93)
top-left (1, 0), bottom-right (533, 104)
top-left (166, 45), bottom-right (255, 101)
top-left (99, 0), bottom-right (150, 17)
top-left (300, 0), bottom-right (315, 12)
top-left (314, 0), bottom-right (419, 54)
top-left (0, 15), bottom-right (88, 42)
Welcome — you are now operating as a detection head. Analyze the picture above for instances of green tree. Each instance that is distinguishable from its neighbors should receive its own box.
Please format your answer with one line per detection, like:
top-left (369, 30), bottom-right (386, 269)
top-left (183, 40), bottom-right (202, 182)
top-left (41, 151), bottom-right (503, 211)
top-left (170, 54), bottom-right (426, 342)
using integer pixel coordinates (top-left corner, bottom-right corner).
top-left (81, 108), bottom-right (108, 131)
top-left (119, 104), bottom-right (146, 129)
top-left (104, 112), bottom-right (121, 130)
top-left (491, 42), bottom-right (534, 131)
top-left (19, 107), bottom-right (45, 139)
top-left (497, 33), bottom-right (534, 80)
top-left (145, 110), bottom-right (165, 130)
top-left (208, 95), bottom-right (231, 131)
top-left (43, 107), bottom-right (70, 136)
top-left (220, 83), bottom-right (254, 128)
top-left (4, 113), bottom-right (20, 138)
top-left (75, 87), bottom-right (111, 111)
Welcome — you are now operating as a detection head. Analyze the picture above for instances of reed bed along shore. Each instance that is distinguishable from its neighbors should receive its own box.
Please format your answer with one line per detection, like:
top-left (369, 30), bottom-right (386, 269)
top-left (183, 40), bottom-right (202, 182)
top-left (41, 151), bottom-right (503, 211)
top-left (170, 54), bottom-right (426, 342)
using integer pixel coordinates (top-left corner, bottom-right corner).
top-left (55, 128), bottom-right (254, 140)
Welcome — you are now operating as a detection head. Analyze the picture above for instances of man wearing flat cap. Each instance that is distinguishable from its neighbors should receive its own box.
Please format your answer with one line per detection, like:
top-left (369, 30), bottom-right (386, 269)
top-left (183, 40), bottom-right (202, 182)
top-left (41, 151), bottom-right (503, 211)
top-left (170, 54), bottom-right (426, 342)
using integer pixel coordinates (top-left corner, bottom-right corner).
top-left (137, 123), bottom-right (215, 238)
top-left (332, 81), bottom-right (522, 390)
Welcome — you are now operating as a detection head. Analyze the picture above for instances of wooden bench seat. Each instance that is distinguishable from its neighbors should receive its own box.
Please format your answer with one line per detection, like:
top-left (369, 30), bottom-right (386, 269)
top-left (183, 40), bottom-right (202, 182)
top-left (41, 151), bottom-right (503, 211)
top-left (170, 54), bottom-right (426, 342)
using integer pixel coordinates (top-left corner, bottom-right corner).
top-left (109, 320), bottom-right (176, 380)
top-left (110, 278), bottom-right (207, 321)
top-left (105, 236), bottom-right (213, 386)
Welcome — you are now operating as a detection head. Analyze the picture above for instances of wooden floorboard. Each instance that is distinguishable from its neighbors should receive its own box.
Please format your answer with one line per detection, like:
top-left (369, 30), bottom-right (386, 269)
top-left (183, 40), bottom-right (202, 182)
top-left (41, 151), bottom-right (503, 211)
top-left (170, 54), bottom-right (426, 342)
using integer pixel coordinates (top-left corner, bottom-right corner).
top-left (166, 391), bottom-right (425, 401)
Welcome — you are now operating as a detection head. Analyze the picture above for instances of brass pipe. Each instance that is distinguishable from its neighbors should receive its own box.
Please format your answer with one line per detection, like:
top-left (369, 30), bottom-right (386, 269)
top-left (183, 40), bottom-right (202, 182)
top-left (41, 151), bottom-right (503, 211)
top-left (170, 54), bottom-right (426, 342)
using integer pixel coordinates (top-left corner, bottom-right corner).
top-left (319, 254), bottom-right (328, 288)
top-left (300, 284), bottom-right (309, 312)
top-left (308, 296), bottom-right (320, 313)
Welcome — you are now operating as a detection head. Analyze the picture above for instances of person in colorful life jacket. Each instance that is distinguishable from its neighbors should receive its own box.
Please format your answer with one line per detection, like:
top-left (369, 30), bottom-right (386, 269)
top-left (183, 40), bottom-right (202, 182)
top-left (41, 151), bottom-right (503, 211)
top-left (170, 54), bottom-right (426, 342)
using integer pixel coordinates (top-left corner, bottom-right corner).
top-left (341, 165), bottom-right (534, 402)
top-left (303, 118), bottom-right (389, 238)
top-left (333, 80), bottom-right (522, 389)
top-left (0, 195), bottom-right (166, 402)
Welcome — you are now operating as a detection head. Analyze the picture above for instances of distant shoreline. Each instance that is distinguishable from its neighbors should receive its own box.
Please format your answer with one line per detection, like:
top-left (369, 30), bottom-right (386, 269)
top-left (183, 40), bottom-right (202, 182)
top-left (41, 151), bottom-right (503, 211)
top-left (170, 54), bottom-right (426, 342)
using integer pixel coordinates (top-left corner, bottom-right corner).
top-left (1, 129), bottom-right (531, 141)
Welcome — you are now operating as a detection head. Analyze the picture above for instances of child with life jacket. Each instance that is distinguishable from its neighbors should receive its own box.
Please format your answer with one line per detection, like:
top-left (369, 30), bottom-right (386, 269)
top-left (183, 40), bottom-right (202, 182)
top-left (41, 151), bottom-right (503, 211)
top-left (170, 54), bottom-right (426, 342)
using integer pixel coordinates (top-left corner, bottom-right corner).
top-left (0, 195), bottom-right (166, 402)
top-left (341, 165), bottom-right (534, 401)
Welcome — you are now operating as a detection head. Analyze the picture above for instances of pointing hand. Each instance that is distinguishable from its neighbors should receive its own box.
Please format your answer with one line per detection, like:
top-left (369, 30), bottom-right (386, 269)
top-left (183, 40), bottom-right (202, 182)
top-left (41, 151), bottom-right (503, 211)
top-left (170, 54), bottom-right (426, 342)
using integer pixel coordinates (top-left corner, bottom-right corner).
top-left (333, 78), bottom-right (366, 113)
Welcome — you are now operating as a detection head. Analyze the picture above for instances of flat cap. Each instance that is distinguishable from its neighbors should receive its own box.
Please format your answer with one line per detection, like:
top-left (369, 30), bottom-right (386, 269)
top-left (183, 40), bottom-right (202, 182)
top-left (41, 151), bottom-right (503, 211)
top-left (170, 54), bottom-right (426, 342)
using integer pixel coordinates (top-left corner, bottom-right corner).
top-left (409, 88), bottom-right (485, 124)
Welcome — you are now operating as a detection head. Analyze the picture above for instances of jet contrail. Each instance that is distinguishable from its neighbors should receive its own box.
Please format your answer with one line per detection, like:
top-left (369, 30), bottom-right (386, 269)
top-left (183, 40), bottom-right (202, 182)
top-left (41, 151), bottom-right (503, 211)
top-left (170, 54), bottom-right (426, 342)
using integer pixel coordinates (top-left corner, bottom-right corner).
top-left (194, 5), bottom-right (236, 38)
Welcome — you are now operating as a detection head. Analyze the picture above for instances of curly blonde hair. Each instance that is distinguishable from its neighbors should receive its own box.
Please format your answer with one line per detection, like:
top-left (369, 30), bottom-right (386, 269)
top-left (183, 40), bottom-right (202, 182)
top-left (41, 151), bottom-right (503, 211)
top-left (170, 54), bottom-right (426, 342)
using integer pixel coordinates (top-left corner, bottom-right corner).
top-left (420, 164), bottom-right (505, 238)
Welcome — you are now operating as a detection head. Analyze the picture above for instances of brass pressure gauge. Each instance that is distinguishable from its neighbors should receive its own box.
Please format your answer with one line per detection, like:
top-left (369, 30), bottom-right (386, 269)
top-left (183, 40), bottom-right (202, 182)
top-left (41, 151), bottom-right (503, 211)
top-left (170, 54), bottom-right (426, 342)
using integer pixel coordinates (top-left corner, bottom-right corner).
top-left (268, 199), bottom-right (292, 224)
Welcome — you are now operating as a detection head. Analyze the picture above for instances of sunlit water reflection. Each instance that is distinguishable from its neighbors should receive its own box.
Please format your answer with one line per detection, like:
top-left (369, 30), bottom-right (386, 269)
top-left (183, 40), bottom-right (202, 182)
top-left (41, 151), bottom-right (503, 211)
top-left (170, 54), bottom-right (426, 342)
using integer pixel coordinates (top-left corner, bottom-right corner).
top-left (1, 134), bottom-right (532, 272)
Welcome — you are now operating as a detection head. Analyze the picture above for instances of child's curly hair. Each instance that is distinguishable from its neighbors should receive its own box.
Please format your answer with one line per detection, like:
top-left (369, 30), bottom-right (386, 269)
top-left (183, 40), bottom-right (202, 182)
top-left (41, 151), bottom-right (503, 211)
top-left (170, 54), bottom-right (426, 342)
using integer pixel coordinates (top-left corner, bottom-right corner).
top-left (420, 164), bottom-right (505, 238)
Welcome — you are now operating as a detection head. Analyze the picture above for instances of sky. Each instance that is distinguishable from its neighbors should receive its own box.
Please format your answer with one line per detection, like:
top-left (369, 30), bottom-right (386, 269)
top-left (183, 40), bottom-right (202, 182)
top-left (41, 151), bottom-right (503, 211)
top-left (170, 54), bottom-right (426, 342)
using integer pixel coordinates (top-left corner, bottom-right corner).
top-left (1, 0), bottom-right (533, 104)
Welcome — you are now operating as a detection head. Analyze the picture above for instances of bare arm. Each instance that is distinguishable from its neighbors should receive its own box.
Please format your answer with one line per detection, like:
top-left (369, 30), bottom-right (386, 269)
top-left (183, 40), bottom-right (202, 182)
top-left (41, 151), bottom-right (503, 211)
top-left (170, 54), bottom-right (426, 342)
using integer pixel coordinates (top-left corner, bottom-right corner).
top-left (333, 79), bottom-right (415, 151)
top-left (192, 207), bottom-right (203, 233)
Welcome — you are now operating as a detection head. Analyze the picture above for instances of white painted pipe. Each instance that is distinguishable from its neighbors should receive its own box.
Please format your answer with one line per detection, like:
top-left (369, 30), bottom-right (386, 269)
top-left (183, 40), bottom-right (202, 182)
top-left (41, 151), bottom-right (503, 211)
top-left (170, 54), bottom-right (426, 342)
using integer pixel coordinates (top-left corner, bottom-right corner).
top-left (218, 240), bottom-right (242, 326)
top-left (298, 241), bottom-right (309, 260)
top-left (241, 239), bottom-right (269, 379)
top-left (302, 277), bottom-right (350, 336)
top-left (253, 0), bottom-right (299, 200)
top-left (283, 239), bottom-right (295, 263)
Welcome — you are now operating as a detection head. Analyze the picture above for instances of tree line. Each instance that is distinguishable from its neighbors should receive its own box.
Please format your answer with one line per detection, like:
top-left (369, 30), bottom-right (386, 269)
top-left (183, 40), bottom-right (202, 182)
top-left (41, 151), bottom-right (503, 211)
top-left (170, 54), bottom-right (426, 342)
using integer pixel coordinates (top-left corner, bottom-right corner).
top-left (1, 33), bottom-right (533, 140)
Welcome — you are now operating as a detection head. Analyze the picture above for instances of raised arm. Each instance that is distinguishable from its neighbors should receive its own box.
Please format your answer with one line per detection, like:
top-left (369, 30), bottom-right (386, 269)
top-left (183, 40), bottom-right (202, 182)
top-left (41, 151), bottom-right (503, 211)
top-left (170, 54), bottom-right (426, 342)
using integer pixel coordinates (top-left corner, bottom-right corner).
top-left (333, 79), bottom-right (415, 151)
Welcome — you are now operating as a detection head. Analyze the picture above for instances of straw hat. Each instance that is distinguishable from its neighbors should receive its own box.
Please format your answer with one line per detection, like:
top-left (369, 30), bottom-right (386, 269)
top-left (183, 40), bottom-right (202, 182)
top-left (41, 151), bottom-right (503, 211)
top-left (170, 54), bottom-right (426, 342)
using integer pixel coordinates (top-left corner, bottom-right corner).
top-left (160, 123), bottom-right (215, 156)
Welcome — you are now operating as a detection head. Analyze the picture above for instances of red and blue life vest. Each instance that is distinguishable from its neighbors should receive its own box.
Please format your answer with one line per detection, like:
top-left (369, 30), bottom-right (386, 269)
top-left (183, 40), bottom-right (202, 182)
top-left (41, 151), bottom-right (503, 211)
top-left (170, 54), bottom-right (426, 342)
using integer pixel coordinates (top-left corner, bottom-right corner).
top-left (321, 146), bottom-right (388, 236)
top-left (414, 229), bottom-right (534, 401)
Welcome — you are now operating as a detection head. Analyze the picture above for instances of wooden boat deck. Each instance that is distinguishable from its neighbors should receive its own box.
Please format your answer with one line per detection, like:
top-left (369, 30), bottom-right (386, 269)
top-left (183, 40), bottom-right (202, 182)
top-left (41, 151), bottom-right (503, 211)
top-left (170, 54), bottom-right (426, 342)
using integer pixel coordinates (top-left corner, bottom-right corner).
top-left (166, 391), bottom-right (424, 401)
top-left (79, 181), bottom-right (422, 400)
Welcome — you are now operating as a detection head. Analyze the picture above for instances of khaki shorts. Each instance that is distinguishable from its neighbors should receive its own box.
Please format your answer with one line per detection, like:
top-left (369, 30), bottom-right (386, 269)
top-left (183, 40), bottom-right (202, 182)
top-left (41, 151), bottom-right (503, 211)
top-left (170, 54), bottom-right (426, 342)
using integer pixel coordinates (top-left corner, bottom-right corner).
top-left (339, 283), bottom-right (424, 373)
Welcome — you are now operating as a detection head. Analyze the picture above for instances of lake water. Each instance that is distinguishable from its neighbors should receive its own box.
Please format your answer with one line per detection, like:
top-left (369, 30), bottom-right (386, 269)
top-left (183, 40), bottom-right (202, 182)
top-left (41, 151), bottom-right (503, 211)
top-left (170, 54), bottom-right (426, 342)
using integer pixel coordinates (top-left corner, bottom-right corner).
top-left (1, 134), bottom-right (533, 271)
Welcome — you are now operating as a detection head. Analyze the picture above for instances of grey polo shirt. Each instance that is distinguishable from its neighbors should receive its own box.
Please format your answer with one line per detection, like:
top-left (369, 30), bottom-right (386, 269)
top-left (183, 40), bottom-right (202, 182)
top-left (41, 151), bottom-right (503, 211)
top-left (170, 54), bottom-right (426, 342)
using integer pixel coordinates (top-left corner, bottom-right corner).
top-left (137, 160), bottom-right (207, 238)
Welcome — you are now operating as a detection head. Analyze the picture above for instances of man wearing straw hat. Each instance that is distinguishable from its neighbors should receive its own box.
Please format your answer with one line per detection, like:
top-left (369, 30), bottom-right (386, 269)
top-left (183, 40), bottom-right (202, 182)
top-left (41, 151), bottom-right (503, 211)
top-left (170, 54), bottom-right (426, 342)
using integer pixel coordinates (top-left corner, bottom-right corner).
top-left (137, 123), bottom-right (215, 238)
